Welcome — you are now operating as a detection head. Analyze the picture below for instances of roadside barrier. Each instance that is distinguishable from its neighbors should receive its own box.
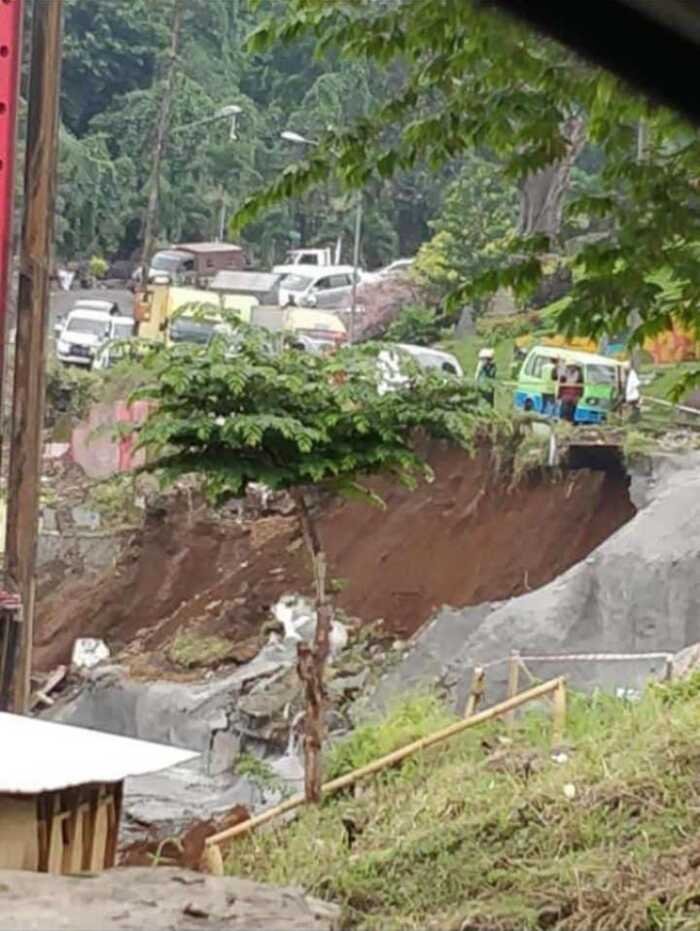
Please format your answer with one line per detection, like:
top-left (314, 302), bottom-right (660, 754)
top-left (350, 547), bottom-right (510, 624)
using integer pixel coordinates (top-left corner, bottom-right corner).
top-left (204, 647), bottom-right (676, 873)
top-left (463, 650), bottom-right (674, 726)
top-left (204, 675), bottom-right (567, 875)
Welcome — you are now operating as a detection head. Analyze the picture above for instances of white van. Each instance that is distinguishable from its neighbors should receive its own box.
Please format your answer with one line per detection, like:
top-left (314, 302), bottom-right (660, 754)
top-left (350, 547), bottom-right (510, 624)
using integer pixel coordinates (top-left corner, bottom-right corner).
top-left (278, 265), bottom-right (359, 309)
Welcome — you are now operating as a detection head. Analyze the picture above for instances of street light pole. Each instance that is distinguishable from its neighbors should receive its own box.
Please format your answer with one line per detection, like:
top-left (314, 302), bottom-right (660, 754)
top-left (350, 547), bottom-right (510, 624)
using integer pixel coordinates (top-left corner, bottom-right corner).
top-left (281, 130), bottom-right (364, 341)
top-left (139, 0), bottom-right (184, 288)
top-left (350, 195), bottom-right (362, 343)
top-left (171, 106), bottom-right (240, 245)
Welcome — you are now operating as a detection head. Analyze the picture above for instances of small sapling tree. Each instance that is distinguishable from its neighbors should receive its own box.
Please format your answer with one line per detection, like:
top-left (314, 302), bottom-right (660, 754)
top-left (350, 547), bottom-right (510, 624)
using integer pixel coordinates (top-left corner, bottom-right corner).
top-left (133, 323), bottom-right (487, 801)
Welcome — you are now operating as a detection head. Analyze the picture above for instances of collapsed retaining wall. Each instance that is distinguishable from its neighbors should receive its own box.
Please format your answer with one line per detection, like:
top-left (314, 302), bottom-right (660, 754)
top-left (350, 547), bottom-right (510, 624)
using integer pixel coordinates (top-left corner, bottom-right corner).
top-left (368, 453), bottom-right (700, 713)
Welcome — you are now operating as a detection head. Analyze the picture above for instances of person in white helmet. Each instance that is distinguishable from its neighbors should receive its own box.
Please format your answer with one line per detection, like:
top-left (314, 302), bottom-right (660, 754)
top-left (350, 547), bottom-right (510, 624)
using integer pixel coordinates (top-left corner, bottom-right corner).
top-left (475, 348), bottom-right (497, 406)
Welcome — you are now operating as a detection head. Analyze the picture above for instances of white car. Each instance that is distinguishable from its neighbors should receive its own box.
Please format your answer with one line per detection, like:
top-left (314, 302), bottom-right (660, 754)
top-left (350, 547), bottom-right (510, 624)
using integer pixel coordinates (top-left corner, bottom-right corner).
top-left (362, 258), bottom-right (415, 285)
top-left (278, 265), bottom-right (360, 309)
top-left (55, 309), bottom-right (114, 368)
top-left (93, 316), bottom-right (136, 369)
top-left (377, 343), bottom-right (464, 394)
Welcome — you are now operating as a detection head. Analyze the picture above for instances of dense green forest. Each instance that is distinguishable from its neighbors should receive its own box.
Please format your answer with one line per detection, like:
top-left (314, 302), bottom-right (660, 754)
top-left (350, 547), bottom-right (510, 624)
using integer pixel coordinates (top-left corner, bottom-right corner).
top-left (54, 0), bottom-right (455, 268)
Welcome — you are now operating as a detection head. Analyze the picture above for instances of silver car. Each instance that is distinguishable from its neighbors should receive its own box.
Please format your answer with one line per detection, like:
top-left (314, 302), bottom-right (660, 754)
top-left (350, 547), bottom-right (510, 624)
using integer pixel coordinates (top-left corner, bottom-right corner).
top-left (278, 265), bottom-right (358, 309)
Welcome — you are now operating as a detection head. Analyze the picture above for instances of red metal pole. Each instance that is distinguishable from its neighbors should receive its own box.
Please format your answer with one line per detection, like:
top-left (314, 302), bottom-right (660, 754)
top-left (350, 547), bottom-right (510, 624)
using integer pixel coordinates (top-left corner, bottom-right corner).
top-left (0, 0), bottom-right (23, 408)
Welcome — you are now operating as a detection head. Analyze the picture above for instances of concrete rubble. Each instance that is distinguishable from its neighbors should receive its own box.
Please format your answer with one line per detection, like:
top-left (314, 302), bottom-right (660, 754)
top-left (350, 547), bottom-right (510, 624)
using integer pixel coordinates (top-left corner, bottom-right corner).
top-left (48, 620), bottom-right (370, 840)
top-left (0, 868), bottom-right (340, 930)
top-left (368, 453), bottom-right (700, 713)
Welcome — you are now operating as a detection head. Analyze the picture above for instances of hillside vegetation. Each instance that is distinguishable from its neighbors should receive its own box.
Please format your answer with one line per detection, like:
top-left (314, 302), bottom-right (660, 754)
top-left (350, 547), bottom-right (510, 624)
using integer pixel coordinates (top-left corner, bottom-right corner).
top-left (228, 683), bottom-right (700, 931)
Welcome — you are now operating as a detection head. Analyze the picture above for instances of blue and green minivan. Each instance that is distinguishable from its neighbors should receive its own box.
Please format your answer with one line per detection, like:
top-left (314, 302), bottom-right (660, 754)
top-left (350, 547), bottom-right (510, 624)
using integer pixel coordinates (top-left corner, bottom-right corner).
top-left (514, 345), bottom-right (627, 424)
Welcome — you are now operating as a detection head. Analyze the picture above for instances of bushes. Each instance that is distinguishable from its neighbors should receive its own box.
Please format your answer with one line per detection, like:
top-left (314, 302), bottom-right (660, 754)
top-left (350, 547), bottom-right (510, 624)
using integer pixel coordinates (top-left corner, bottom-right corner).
top-left (44, 360), bottom-right (99, 426)
top-left (384, 304), bottom-right (452, 346)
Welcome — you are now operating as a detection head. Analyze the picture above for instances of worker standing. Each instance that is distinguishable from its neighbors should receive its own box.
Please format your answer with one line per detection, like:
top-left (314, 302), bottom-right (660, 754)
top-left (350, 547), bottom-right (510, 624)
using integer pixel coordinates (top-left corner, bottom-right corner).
top-left (625, 363), bottom-right (642, 421)
top-left (541, 356), bottom-right (558, 415)
top-left (558, 364), bottom-right (583, 423)
top-left (475, 348), bottom-right (497, 406)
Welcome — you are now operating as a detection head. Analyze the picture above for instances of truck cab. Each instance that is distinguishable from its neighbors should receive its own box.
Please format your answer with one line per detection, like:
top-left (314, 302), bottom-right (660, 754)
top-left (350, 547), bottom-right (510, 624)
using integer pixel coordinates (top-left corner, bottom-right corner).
top-left (273, 247), bottom-right (334, 276)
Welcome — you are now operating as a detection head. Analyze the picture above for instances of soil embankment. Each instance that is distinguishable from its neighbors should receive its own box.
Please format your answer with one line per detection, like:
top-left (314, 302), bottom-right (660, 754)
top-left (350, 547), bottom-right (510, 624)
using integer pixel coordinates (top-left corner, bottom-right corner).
top-left (35, 445), bottom-right (635, 672)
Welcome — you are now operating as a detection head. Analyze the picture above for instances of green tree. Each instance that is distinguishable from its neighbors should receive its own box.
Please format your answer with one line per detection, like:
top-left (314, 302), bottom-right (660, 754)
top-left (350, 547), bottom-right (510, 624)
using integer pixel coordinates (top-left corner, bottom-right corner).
top-left (133, 324), bottom-right (485, 800)
top-left (57, 0), bottom-right (451, 266)
top-left (413, 153), bottom-right (519, 303)
top-left (237, 0), bottom-right (700, 392)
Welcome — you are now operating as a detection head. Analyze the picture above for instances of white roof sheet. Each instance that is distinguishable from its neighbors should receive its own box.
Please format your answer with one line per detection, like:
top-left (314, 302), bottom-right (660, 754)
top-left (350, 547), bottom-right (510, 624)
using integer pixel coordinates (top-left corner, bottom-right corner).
top-left (530, 344), bottom-right (625, 367)
top-left (0, 713), bottom-right (198, 794)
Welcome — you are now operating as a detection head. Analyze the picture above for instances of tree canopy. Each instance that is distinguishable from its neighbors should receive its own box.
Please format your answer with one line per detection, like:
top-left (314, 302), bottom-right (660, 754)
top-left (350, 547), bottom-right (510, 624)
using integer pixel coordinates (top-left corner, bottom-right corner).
top-left (235, 0), bottom-right (700, 388)
top-left (133, 324), bottom-right (485, 500)
top-left (56, 0), bottom-right (447, 268)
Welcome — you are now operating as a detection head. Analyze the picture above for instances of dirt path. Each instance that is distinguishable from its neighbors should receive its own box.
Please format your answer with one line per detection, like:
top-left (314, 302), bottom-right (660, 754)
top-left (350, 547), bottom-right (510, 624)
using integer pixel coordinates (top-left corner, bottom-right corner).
top-left (35, 445), bottom-right (635, 671)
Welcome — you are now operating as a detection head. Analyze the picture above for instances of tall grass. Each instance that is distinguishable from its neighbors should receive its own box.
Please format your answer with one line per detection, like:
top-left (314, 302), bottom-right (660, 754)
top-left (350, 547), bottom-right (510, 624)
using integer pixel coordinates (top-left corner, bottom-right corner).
top-left (227, 680), bottom-right (700, 930)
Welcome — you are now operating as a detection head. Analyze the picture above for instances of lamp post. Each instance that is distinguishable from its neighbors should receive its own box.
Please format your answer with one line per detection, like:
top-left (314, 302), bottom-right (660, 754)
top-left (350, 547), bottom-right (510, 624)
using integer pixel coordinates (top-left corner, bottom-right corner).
top-left (171, 104), bottom-right (242, 244)
top-left (280, 130), bottom-right (363, 342)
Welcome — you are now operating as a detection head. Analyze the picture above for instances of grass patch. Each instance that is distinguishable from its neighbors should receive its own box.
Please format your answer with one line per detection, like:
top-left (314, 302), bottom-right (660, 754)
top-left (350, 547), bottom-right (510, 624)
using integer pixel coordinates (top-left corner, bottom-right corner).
top-left (325, 695), bottom-right (453, 781)
top-left (167, 630), bottom-right (233, 668)
top-left (227, 683), bottom-right (700, 930)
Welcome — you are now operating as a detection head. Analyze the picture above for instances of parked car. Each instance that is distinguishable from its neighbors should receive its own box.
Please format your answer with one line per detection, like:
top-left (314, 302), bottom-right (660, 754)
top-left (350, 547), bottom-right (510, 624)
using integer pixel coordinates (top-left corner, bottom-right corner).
top-left (272, 247), bottom-right (337, 276)
top-left (55, 309), bottom-right (114, 367)
top-left (377, 343), bottom-right (464, 394)
top-left (53, 298), bottom-right (123, 339)
top-left (93, 316), bottom-right (137, 370)
top-left (283, 306), bottom-right (347, 344)
top-left (362, 257), bottom-right (415, 285)
top-left (278, 265), bottom-right (359, 309)
top-left (131, 243), bottom-right (246, 289)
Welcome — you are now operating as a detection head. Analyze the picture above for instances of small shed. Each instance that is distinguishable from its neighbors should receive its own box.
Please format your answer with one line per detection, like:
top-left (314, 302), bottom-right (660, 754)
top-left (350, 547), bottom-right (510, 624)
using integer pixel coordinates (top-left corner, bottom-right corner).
top-left (210, 270), bottom-right (282, 305)
top-left (174, 242), bottom-right (247, 276)
top-left (0, 713), bottom-right (197, 874)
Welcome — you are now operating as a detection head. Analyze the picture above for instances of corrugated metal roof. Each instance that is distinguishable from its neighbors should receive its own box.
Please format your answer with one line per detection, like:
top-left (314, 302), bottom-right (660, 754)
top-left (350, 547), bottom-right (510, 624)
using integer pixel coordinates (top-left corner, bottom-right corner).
top-left (211, 271), bottom-right (281, 293)
top-left (0, 713), bottom-right (198, 794)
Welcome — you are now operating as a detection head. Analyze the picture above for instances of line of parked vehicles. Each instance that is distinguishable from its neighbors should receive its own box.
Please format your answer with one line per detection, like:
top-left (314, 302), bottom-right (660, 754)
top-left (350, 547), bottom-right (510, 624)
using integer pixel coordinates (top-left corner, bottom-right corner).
top-left (54, 240), bottom-right (635, 426)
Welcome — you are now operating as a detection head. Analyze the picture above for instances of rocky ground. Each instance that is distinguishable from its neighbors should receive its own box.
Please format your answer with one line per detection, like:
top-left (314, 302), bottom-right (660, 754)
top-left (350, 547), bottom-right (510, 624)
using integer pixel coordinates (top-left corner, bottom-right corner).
top-left (0, 868), bottom-right (340, 930)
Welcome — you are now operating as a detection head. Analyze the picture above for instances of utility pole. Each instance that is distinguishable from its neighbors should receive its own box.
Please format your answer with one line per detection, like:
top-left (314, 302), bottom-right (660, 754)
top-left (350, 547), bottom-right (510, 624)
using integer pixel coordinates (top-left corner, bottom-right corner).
top-left (0, 0), bottom-right (23, 426)
top-left (139, 0), bottom-right (184, 287)
top-left (349, 195), bottom-right (363, 343)
top-left (5, 0), bottom-right (64, 712)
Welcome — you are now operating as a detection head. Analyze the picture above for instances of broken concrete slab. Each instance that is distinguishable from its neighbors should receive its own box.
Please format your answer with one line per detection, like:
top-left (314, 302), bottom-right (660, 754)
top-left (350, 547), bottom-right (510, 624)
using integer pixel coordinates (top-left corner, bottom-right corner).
top-left (122, 760), bottom-right (259, 845)
top-left (0, 867), bottom-right (341, 930)
top-left (46, 641), bottom-right (303, 839)
top-left (49, 640), bottom-right (299, 752)
top-left (370, 453), bottom-right (700, 713)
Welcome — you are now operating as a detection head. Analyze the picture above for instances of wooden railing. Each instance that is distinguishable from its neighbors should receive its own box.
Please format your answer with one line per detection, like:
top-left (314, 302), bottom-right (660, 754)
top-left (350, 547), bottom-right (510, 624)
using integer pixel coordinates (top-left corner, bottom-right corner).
top-left (204, 675), bottom-right (567, 875)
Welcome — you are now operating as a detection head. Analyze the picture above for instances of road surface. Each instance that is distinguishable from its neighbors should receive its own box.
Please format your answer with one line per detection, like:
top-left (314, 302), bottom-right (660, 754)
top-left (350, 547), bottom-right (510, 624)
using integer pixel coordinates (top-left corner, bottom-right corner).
top-left (50, 287), bottom-right (134, 325)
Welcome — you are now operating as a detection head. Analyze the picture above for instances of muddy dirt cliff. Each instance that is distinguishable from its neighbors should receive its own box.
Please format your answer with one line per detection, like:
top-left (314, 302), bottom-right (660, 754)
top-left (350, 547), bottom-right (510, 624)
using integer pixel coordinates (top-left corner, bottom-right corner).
top-left (36, 443), bottom-right (635, 671)
top-left (370, 452), bottom-right (700, 712)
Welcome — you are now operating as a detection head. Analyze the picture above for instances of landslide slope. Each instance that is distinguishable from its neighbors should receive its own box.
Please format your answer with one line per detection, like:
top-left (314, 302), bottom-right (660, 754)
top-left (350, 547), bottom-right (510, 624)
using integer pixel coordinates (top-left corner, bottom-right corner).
top-left (35, 444), bottom-right (634, 673)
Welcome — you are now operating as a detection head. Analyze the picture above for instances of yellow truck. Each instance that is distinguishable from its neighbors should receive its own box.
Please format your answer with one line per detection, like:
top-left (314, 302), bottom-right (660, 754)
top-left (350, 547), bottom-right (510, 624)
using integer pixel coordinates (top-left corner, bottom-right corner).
top-left (134, 284), bottom-right (255, 343)
top-left (134, 282), bottom-right (347, 347)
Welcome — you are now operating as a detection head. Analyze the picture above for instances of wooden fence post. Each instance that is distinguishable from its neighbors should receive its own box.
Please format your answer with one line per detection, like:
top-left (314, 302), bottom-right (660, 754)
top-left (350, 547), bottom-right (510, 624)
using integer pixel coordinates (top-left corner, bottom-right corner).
top-left (552, 678), bottom-right (567, 746)
top-left (664, 655), bottom-right (674, 682)
top-left (205, 843), bottom-right (224, 876)
top-left (504, 653), bottom-right (520, 730)
top-left (464, 666), bottom-right (485, 719)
